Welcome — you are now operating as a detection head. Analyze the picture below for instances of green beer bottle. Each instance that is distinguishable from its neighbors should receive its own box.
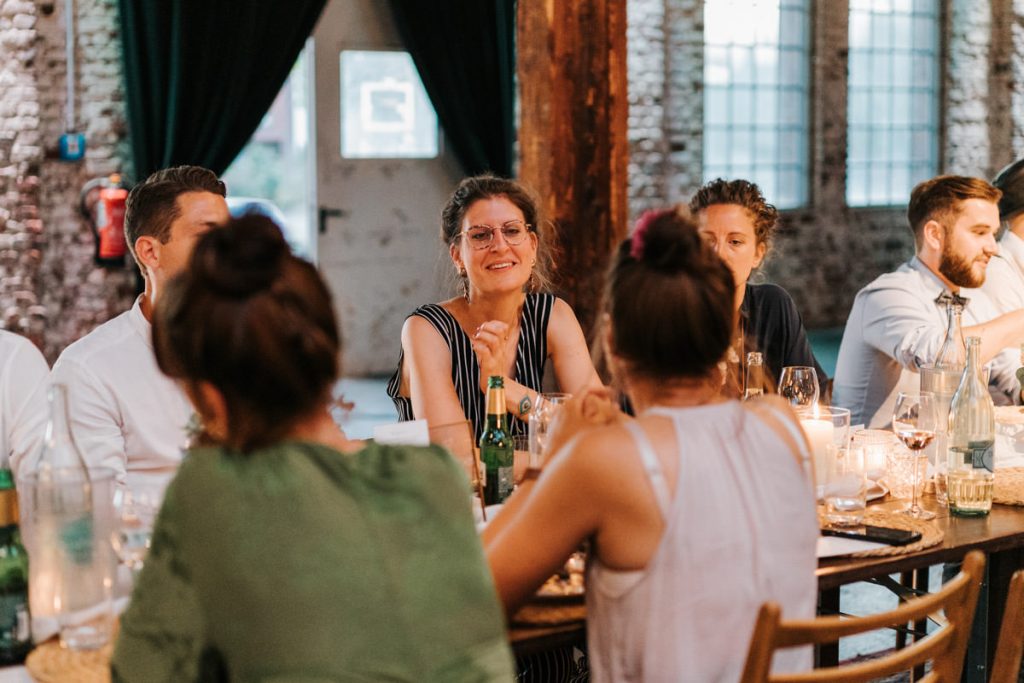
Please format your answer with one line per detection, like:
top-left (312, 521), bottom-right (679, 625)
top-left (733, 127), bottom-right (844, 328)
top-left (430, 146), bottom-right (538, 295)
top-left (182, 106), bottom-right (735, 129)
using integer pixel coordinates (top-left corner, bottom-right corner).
top-left (480, 376), bottom-right (515, 505)
top-left (0, 470), bottom-right (31, 663)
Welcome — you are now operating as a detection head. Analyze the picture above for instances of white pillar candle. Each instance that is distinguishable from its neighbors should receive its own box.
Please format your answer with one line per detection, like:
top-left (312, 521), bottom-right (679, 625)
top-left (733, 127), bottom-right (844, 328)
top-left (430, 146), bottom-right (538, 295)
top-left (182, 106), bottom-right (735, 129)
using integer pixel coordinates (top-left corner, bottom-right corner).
top-left (800, 418), bottom-right (835, 486)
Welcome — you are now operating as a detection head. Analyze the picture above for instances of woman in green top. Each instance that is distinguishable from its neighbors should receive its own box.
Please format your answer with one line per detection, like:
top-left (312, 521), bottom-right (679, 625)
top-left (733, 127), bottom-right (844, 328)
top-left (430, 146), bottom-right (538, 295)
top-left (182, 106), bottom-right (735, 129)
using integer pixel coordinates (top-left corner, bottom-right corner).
top-left (111, 215), bottom-right (514, 682)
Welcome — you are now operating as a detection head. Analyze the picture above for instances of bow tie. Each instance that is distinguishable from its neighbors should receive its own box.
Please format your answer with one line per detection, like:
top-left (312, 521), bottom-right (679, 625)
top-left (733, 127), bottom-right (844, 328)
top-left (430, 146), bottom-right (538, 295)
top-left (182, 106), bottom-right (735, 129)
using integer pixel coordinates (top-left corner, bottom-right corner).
top-left (935, 292), bottom-right (969, 308)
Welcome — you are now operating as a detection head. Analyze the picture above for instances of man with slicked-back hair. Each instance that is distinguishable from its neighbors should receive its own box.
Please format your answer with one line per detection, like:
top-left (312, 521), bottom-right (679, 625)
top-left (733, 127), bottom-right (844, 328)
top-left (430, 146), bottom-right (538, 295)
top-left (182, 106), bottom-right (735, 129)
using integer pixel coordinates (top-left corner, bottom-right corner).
top-left (834, 175), bottom-right (1024, 428)
top-left (39, 166), bottom-right (230, 499)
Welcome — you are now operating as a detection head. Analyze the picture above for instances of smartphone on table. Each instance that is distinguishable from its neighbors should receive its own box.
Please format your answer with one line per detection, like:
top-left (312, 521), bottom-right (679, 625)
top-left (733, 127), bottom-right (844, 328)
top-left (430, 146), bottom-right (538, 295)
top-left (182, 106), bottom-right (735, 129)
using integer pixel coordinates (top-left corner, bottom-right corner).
top-left (821, 525), bottom-right (922, 546)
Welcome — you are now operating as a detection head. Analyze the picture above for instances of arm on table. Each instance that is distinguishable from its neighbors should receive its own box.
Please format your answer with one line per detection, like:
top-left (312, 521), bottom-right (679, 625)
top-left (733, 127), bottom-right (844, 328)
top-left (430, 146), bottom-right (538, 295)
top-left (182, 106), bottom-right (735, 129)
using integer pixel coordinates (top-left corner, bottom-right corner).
top-left (404, 315), bottom-right (470, 428)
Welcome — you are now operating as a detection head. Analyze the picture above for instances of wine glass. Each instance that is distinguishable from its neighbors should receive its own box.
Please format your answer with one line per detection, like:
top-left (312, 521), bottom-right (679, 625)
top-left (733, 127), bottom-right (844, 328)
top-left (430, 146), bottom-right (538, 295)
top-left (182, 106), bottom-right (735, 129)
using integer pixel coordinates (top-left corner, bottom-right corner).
top-left (528, 393), bottom-right (571, 468)
top-left (892, 391), bottom-right (937, 520)
top-left (111, 487), bottom-right (159, 574)
top-left (778, 366), bottom-right (820, 408)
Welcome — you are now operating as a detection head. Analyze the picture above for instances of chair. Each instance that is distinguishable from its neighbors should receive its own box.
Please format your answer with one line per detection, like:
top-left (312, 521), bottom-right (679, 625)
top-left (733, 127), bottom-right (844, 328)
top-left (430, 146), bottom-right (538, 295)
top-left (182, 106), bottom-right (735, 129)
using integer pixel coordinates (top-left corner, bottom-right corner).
top-left (989, 569), bottom-right (1024, 683)
top-left (740, 550), bottom-right (985, 683)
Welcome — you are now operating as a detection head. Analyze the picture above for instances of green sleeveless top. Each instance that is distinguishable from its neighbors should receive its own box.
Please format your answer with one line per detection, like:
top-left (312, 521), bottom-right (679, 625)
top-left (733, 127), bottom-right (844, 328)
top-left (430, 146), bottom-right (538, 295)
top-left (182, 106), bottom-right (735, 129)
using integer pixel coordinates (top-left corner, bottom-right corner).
top-left (112, 440), bottom-right (514, 682)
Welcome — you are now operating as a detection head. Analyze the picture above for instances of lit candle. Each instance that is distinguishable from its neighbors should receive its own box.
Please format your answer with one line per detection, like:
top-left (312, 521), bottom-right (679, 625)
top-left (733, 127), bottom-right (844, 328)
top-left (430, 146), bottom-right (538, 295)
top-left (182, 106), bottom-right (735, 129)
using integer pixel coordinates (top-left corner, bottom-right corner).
top-left (800, 418), bottom-right (835, 486)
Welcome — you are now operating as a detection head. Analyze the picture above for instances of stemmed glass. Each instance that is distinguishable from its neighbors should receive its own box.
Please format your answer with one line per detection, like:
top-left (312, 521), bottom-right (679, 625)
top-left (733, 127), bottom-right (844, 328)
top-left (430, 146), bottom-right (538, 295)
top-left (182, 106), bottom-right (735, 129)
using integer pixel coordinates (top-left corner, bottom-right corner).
top-left (528, 393), bottom-right (571, 468)
top-left (111, 487), bottom-right (159, 574)
top-left (892, 391), bottom-right (937, 520)
top-left (778, 366), bottom-right (820, 408)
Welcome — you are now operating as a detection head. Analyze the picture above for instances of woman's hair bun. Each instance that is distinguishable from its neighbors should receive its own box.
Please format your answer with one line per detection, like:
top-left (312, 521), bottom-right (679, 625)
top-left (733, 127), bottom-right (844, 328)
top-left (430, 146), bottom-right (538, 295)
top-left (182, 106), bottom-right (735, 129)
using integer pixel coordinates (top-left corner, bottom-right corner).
top-left (630, 208), bottom-right (706, 274)
top-left (192, 213), bottom-right (290, 297)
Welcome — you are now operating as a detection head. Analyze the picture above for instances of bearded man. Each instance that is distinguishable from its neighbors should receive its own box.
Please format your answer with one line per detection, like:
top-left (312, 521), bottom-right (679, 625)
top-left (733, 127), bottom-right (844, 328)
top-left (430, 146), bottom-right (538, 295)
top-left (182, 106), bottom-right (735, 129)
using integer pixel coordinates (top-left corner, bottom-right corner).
top-left (833, 175), bottom-right (1023, 427)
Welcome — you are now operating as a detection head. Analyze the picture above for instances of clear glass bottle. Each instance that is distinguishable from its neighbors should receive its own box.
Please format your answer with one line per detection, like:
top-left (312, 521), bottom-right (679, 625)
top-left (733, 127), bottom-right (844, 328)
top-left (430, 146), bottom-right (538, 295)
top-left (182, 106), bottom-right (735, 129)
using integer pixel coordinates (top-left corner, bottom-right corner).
top-left (24, 384), bottom-right (110, 649)
top-left (479, 376), bottom-right (514, 505)
top-left (946, 337), bottom-right (995, 516)
top-left (0, 469), bottom-right (31, 664)
top-left (935, 300), bottom-right (966, 370)
top-left (743, 352), bottom-right (764, 401)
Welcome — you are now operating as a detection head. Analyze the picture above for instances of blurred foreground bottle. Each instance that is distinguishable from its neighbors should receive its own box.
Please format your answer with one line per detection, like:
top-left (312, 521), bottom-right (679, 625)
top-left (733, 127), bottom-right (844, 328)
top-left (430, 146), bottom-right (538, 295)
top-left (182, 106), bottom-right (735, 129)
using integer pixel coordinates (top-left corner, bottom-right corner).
top-left (480, 376), bottom-right (514, 505)
top-left (743, 352), bottom-right (764, 401)
top-left (21, 384), bottom-right (112, 650)
top-left (0, 470), bottom-right (31, 663)
top-left (946, 337), bottom-right (995, 517)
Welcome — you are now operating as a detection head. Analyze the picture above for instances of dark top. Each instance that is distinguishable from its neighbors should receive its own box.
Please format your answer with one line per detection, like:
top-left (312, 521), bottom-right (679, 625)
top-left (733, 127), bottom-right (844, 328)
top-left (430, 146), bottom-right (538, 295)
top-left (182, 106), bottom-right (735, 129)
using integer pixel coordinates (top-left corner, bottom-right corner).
top-left (112, 440), bottom-right (515, 682)
top-left (387, 293), bottom-right (553, 440)
top-left (740, 282), bottom-right (826, 387)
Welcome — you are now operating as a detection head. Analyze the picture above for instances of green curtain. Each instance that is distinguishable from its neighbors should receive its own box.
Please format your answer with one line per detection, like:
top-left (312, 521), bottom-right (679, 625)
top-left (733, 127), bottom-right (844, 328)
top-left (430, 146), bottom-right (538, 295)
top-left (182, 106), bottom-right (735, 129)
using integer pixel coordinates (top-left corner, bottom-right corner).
top-left (387, 0), bottom-right (517, 177)
top-left (118, 0), bottom-right (327, 179)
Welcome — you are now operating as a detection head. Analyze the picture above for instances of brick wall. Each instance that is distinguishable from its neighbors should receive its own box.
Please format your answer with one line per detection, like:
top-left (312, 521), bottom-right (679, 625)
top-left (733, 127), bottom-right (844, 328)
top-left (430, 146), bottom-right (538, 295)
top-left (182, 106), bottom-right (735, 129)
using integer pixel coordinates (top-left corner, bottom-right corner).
top-left (0, 0), bottom-right (133, 362)
top-left (626, 0), bottom-right (1024, 329)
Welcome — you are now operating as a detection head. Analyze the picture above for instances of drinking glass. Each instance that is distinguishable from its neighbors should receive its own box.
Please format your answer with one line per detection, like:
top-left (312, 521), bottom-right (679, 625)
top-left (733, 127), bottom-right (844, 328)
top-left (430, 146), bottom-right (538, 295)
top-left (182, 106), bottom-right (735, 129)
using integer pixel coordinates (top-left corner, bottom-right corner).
top-left (111, 487), bottom-right (159, 574)
top-left (528, 393), bottom-right (571, 468)
top-left (778, 366), bottom-right (820, 408)
top-left (796, 406), bottom-right (851, 491)
top-left (892, 391), bottom-right (938, 520)
top-left (822, 444), bottom-right (868, 526)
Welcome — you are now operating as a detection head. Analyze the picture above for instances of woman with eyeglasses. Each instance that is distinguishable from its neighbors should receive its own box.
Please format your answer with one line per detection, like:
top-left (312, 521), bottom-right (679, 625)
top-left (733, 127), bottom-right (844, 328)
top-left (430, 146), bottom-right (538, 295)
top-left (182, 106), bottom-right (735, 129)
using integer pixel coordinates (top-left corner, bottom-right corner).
top-left (387, 175), bottom-right (599, 441)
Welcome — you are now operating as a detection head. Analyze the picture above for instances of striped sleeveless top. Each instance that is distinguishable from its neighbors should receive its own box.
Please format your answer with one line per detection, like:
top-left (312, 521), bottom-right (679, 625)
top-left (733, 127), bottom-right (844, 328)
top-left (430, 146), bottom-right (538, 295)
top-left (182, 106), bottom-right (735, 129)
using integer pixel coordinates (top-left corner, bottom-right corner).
top-left (386, 293), bottom-right (554, 440)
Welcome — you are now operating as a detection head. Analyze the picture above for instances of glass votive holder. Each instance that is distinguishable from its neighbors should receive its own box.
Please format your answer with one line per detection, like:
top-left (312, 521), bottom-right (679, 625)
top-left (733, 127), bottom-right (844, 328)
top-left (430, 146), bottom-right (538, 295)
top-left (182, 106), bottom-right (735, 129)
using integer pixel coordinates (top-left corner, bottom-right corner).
top-left (885, 445), bottom-right (928, 502)
top-left (797, 406), bottom-right (851, 489)
top-left (851, 428), bottom-right (898, 482)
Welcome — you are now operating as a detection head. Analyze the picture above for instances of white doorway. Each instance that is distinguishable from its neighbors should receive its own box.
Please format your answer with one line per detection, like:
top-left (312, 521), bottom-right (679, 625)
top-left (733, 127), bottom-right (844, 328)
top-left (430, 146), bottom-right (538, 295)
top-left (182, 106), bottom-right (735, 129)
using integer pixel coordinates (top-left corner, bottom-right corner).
top-left (311, 0), bottom-right (463, 376)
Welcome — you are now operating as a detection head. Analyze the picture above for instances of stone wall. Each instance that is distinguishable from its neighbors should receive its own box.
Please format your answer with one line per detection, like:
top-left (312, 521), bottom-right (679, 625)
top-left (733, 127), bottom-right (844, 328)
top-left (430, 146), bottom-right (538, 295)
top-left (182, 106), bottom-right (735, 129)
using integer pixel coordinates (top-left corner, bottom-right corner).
top-left (0, 0), bottom-right (133, 362)
top-left (626, 0), bottom-right (1024, 329)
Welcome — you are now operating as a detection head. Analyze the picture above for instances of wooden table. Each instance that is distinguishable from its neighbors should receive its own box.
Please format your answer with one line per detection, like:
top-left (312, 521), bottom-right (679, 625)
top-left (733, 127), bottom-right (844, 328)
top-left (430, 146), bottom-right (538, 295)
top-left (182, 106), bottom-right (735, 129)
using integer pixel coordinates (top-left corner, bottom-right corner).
top-left (509, 493), bottom-right (1024, 681)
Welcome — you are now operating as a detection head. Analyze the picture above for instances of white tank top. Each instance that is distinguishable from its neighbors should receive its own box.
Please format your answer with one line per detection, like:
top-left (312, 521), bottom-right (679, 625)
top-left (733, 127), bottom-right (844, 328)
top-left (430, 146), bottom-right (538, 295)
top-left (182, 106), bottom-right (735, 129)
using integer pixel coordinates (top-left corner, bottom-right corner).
top-left (586, 401), bottom-right (818, 682)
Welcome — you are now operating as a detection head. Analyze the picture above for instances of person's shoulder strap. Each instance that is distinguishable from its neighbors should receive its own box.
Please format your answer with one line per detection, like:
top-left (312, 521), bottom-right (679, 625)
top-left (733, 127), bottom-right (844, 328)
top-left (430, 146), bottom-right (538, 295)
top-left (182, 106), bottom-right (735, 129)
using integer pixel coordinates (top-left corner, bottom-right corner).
top-left (744, 398), bottom-right (811, 474)
top-left (622, 421), bottom-right (672, 520)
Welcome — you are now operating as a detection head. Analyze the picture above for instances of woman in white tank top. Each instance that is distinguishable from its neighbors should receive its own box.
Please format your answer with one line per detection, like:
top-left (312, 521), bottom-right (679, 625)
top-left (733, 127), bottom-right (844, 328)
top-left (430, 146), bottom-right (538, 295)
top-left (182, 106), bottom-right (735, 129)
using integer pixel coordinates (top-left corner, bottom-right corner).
top-left (483, 209), bottom-right (819, 682)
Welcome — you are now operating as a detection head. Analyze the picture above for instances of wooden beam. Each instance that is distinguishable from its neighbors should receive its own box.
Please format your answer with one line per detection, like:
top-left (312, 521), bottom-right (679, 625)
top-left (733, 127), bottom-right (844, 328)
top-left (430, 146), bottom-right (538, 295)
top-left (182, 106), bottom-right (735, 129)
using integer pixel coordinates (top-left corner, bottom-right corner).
top-left (517, 0), bottom-right (629, 340)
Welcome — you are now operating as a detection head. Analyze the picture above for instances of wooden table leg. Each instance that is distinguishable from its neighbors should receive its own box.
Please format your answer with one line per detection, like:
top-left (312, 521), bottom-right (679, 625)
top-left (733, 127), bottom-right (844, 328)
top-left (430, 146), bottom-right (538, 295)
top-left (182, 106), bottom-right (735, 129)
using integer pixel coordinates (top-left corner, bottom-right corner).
top-left (979, 547), bottom-right (1024, 682)
top-left (816, 586), bottom-right (840, 667)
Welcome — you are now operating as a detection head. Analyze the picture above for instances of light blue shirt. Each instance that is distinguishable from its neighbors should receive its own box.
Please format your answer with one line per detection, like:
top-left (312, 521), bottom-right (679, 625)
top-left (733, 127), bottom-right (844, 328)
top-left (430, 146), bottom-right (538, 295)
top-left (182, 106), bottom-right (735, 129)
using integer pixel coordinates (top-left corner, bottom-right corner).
top-left (833, 257), bottom-right (1019, 427)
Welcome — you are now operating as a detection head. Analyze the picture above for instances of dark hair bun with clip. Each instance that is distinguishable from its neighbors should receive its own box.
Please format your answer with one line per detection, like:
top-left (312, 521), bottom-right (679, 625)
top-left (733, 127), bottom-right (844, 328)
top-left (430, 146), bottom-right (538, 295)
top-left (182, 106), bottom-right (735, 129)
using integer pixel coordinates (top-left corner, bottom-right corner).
top-left (632, 208), bottom-right (707, 275)
top-left (192, 213), bottom-right (289, 297)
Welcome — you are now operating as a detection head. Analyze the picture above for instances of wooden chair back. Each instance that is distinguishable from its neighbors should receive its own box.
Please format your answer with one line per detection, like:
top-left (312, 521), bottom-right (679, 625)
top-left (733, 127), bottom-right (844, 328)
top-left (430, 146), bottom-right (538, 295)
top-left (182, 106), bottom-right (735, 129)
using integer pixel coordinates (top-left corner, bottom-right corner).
top-left (990, 569), bottom-right (1024, 683)
top-left (740, 550), bottom-right (985, 683)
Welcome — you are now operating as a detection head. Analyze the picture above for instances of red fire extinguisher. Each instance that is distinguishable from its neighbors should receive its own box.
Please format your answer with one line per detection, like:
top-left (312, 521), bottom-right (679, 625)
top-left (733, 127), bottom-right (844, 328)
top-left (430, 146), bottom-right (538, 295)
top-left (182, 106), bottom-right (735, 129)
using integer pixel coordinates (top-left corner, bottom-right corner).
top-left (79, 174), bottom-right (130, 267)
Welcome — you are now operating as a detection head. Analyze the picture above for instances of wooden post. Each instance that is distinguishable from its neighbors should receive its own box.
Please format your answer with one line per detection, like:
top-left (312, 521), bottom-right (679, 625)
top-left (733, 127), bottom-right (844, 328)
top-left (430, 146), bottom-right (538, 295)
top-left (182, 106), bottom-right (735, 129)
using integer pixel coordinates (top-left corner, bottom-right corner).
top-left (517, 0), bottom-right (629, 340)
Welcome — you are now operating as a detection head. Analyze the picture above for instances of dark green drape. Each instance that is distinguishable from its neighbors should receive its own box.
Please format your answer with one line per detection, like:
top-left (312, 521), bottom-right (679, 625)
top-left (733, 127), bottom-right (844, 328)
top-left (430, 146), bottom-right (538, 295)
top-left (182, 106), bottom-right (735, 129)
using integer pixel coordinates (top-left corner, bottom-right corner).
top-left (118, 0), bottom-right (327, 179)
top-left (387, 1), bottom-right (517, 177)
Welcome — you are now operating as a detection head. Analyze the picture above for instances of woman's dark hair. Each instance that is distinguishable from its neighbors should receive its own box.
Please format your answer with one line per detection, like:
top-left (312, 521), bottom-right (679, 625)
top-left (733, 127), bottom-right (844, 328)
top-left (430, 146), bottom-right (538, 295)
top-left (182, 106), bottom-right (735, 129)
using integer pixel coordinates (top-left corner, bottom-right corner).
top-left (605, 209), bottom-right (735, 380)
top-left (440, 174), bottom-right (552, 291)
top-left (688, 178), bottom-right (780, 253)
top-left (993, 158), bottom-right (1024, 222)
top-left (152, 214), bottom-right (340, 452)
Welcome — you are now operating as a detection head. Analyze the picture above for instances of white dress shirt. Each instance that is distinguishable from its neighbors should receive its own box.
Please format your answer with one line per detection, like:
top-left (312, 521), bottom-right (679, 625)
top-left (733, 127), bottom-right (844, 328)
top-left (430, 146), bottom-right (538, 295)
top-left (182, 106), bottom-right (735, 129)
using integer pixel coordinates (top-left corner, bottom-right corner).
top-left (833, 257), bottom-right (1020, 427)
top-left (981, 230), bottom-right (1024, 314)
top-left (44, 297), bottom-right (193, 496)
top-left (1, 331), bottom-right (49, 473)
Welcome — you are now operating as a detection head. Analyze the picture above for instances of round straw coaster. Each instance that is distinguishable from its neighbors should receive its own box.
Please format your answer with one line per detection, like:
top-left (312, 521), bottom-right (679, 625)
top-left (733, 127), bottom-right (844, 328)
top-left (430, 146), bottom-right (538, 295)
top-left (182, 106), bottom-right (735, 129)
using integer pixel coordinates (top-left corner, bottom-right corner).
top-left (843, 510), bottom-right (944, 558)
top-left (993, 467), bottom-right (1024, 506)
top-left (25, 638), bottom-right (113, 683)
top-left (512, 601), bottom-right (586, 627)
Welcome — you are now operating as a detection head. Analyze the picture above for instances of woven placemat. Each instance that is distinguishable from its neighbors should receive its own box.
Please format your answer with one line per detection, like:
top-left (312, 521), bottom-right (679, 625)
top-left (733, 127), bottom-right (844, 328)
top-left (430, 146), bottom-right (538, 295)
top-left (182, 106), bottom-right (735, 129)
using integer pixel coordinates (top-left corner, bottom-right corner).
top-left (841, 510), bottom-right (943, 558)
top-left (994, 467), bottom-right (1024, 505)
top-left (511, 601), bottom-right (586, 627)
top-left (25, 638), bottom-right (113, 683)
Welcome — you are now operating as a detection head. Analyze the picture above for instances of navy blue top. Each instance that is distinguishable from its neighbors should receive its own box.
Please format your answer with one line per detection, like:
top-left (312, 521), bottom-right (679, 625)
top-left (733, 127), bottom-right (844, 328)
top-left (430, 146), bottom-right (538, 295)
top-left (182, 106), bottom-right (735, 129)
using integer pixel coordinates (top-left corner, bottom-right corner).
top-left (387, 293), bottom-right (553, 440)
top-left (740, 283), bottom-right (826, 387)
